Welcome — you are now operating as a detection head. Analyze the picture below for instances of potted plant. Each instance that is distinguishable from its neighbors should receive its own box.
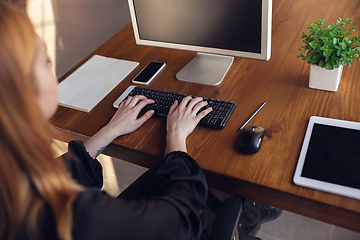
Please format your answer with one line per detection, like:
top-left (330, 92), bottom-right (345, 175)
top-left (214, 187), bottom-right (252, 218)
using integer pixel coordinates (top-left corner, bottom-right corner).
top-left (297, 18), bottom-right (360, 91)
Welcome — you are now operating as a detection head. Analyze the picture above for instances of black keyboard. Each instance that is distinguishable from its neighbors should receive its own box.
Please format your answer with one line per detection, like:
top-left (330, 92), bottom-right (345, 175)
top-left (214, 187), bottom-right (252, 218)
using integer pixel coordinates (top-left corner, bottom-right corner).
top-left (113, 86), bottom-right (236, 129)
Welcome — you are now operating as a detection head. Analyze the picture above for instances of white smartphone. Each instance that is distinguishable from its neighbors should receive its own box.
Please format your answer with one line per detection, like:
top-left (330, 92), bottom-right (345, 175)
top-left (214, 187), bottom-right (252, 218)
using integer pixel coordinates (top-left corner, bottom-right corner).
top-left (132, 61), bottom-right (166, 85)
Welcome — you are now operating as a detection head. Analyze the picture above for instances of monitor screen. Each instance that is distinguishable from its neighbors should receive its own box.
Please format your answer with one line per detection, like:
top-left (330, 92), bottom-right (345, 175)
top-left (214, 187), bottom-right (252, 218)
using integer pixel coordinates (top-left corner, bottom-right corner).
top-left (128, 0), bottom-right (272, 85)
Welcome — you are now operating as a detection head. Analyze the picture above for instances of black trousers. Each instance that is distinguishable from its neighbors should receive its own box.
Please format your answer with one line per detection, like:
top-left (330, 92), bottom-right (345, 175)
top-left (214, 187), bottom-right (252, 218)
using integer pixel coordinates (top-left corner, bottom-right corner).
top-left (117, 169), bottom-right (220, 239)
top-left (117, 170), bottom-right (262, 240)
top-left (117, 169), bottom-right (155, 201)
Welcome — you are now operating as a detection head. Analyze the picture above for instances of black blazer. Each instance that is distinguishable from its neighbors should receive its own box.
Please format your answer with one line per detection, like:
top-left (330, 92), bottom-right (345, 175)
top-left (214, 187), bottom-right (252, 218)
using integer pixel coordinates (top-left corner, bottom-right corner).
top-left (38, 140), bottom-right (207, 240)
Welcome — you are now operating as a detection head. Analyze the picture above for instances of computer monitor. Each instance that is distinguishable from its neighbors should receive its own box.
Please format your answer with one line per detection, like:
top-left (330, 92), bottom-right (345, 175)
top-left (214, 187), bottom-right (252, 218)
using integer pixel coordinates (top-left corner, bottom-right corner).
top-left (128, 0), bottom-right (272, 86)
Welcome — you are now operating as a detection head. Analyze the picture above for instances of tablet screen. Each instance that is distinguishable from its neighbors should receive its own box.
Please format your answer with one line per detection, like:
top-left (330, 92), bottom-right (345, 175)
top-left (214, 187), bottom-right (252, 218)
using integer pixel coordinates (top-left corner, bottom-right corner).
top-left (301, 123), bottom-right (360, 189)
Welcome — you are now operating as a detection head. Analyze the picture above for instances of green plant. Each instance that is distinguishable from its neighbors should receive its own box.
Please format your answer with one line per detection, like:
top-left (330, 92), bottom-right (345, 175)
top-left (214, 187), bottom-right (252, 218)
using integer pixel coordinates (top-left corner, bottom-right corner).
top-left (297, 18), bottom-right (360, 70)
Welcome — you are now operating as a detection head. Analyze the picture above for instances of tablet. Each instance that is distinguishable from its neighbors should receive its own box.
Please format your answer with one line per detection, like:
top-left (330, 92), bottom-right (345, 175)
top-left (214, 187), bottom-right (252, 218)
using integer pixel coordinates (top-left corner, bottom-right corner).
top-left (293, 116), bottom-right (360, 200)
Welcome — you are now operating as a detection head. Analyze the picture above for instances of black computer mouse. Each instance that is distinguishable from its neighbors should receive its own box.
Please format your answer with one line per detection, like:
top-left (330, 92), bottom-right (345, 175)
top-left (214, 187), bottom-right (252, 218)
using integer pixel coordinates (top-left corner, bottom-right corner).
top-left (238, 126), bottom-right (265, 154)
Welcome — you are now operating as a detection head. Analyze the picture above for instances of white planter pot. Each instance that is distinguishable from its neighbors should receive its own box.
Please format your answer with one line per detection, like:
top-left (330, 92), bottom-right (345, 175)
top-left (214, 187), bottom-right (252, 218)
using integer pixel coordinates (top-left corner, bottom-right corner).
top-left (309, 64), bottom-right (343, 92)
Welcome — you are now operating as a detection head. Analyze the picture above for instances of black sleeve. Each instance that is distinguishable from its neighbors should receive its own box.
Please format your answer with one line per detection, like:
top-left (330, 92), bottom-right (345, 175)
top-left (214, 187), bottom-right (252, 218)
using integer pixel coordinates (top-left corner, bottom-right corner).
top-left (72, 151), bottom-right (208, 240)
top-left (61, 140), bottom-right (103, 189)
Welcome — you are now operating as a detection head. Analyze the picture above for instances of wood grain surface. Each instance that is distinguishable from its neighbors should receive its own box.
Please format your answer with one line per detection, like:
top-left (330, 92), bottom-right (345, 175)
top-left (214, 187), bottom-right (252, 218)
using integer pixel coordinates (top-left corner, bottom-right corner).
top-left (52, 0), bottom-right (360, 232)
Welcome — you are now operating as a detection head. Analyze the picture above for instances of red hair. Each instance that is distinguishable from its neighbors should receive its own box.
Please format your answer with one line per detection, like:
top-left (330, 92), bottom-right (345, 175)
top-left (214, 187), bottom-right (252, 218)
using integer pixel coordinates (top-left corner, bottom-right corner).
top-left (0, 2), bottom-right (82, 240)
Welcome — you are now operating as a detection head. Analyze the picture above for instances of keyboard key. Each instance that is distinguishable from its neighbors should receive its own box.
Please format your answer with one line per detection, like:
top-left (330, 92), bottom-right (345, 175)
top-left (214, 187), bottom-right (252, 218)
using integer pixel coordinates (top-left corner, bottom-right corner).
top-left (114, 86), bottom-right (236, 129)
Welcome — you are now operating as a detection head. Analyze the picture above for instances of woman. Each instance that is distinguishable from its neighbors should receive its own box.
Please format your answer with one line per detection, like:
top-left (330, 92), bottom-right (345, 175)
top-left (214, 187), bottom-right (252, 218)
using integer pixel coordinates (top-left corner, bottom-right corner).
top-left (0, 2), bottom-right (214, 240)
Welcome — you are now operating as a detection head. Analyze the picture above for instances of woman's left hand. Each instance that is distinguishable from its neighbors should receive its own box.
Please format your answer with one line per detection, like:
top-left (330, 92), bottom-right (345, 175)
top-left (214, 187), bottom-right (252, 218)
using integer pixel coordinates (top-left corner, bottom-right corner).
top-left (165, 96), bottom-right (212, 155)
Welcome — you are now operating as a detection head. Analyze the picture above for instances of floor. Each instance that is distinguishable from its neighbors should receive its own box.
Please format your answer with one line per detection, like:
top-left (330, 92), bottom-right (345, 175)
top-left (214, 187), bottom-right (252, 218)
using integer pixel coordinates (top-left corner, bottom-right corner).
top-left (25, 1), bottom-right (360, 239)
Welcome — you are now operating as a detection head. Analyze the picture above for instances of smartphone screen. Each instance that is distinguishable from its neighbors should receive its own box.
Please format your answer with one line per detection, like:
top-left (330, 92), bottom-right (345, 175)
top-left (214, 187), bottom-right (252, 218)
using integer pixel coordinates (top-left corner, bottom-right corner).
top-left (132, 62), bottom-right (165, 84)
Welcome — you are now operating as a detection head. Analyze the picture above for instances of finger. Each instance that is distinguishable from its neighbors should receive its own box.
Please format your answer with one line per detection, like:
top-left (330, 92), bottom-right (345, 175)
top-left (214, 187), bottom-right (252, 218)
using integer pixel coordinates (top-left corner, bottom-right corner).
top-left (137, 109), bottom-right (155, 125)
top-left (179, 96), bottom-right (193, 109)
top-left (195, 107), bottom-right (212, 121)
top-left (121, 96), bottom-right (133, 108)
top-left (187, 97), bottom-right (203, 110)
top-left (128, 95), bottom-right (147, 107)
top-left (119, 99), bottom-right (127, 109)
top-left (192, 100), bottom-right (208, 114)
top-left (134, 98), bottom-right (155, 110)
top-left (168, 100), bottom-right (179, 115)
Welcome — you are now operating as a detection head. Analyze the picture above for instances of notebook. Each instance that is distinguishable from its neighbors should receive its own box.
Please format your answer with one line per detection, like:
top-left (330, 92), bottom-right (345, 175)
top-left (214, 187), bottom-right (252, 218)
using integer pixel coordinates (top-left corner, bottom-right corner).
top-left (58, 55), bottom-right (139, 112)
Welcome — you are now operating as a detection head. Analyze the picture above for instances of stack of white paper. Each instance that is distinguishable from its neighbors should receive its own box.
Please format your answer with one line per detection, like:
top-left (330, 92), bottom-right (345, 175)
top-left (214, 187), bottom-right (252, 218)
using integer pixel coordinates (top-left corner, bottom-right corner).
top-left (58, 55), bottom-right (139, 112)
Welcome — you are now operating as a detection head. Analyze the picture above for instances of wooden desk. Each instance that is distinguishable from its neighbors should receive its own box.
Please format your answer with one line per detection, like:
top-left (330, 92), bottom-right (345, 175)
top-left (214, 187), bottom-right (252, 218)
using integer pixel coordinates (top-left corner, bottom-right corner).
top-left (52, 0), bottom-right (360, 232)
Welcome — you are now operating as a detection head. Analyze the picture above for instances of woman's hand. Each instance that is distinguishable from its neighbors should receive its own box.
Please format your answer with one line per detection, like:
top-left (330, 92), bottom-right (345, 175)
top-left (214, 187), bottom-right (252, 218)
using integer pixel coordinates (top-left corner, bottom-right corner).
top-left (165, 96), bottom-right (212, 155)
top-left (84, 95), bottom-right (154, 158)
top-left (106, 95), bottom-right (155, 137)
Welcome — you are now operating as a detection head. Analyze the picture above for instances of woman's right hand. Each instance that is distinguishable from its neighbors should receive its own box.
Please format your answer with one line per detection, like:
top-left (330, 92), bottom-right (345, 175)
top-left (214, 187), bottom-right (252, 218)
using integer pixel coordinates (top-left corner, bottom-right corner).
top-left (165, 96), bottom-right (212, 155)
top-left (106, 95), bottom-right (155, 137)
top-left (84, 95), bottom-right (154, 159)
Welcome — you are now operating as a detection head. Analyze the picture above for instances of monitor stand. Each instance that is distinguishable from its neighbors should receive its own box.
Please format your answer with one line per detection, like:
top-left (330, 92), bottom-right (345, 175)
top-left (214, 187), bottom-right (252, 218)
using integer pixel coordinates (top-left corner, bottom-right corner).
top-left (176, 52), bottom-right (234, 86)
